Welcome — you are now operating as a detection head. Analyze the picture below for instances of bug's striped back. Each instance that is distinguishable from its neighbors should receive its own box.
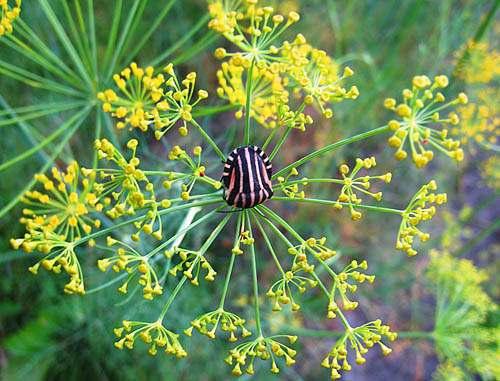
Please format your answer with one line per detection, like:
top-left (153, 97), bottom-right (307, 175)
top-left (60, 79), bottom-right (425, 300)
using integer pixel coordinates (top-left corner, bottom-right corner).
top-left (222, 146), bottom-right (273, 209)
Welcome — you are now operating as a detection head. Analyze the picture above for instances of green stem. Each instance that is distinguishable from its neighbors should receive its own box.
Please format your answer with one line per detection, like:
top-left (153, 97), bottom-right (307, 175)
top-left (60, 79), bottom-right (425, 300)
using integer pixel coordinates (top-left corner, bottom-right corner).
top-left (244, 58), bottom-right (256, 146)
top-left (251, 210), bottom-right (286, 277)
top-left (271, 196), bottom-right (403, 215)
top-left (219, 212), bottom-right (242, 309)
top-left (309, 271), bottom-right (352, 330)
top-left (191, 119), bottom-right (226, 161)
top-left (159, 212), bottom-right (232, 321)
top-left (121, 0), bottom-right (177, 65)
top-left (148, 13), bottom-right (211, 67)
top-left (272, 125), bottom-right (390, 180)
top-left (246, 210), bottom-right (263, 337)
top-left (262, 124), bottom-right (279, 151)
top-left (269, 126), bottom-right (291, 161)
top-left (192, 103), bottom-right (239, 118)
top-left (171, 31), bottom-right (219, 66)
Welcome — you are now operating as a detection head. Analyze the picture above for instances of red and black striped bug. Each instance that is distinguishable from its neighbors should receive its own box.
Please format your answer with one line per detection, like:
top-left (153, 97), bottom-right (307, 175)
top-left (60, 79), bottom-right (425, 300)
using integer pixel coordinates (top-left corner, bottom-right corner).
top-left (222, 145), bottom-right (273, 209)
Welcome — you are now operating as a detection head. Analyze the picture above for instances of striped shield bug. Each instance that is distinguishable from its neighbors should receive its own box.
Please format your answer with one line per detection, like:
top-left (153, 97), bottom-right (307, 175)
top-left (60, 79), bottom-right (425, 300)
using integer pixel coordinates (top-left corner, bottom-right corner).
top-left (221, 145), bottom-right (273, 209)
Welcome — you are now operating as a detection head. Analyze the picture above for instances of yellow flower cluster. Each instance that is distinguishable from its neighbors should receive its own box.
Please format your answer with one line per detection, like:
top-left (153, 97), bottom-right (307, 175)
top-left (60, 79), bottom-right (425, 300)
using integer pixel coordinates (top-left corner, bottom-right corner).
top-left (480, 155), bottom-right (500, 191)
top-left (9, 161), bottom-right (103, 295)
top-left (333, 157), bottom-right (392, 220)
top-left (396, 180), bottom-right (446, 257)
top-left (164, 246), bottom-right (217, 287)
top-left (224, 335), bottom-right (297, 375)
top-left (99, 63), bottom-right (163, 130)
top-left (287, 236), bottom-right (336, 271)
top-left (283, 43), bottom-right (358, 118)
top-left (276, 167), bottom-right (306, 199)
top-left (231, 229), bottom-right (255, 254)
top-left (321, 320), bottom-right (397, 379)
top-left (98, 238), bottom-right (163, 300)
top-left (454, 39), bottom-right (500, 84)
top-left (85, 138), bottom-right (165, 241)
top-left (184, 309), bottom-right (251, 341)
top-left (327, 260), bottom-right (375, 316)
top-left (164, 145), bottom-right (222, 201)
top-left (0, 0), bottom-right (20, 36)
top-left (12, 228), bottom-right (85, 295)
top-left (100, 63), bottom-right (207, 138)
top-left (210, 1), bottom-right (301, 64)
top-left (216, 58), bottom-right (287, 128)
top-left (17, 161), bottom-right (101, 241)
top-left (114, 320), bottom-right (187, 358)
top-left (207, 0), bottom-right (247, 34)
top-left (384, 75), bottom-right (467, 167)
top-left (266, 269), bottom-right (317, 312)
top-left (211, 1), bottom-right (357, 127)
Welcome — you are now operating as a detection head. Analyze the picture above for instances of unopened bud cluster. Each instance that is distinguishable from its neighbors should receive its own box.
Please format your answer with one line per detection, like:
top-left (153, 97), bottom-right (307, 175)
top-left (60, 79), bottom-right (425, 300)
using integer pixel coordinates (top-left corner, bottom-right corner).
top-left (224, 335), bottom-right (298, 375)
top-left (98, 238), bottom-right (163, 300)
top-left (321, 320), bottom-right (397, 379)
top-left (114, 320), bottom-right (187, 358)
top-left (184, 309), bottom-right (251, 341)
top-left (397, 180), bottom-right (446, 256)
top-left (164, 247), bottom-right (217, 287)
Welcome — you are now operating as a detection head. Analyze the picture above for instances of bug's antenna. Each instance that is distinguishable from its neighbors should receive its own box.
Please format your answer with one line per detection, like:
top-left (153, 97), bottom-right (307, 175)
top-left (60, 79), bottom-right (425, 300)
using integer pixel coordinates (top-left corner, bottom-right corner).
top-left (217, 208), bottom-right (243, 214)
top-left (251, 206), bottom-right (273, 223)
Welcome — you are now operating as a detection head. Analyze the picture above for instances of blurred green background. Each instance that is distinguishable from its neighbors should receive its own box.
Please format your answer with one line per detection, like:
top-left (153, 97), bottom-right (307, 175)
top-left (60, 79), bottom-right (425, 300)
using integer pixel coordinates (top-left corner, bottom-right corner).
top-left (1, 0), bottom-right (499, 380)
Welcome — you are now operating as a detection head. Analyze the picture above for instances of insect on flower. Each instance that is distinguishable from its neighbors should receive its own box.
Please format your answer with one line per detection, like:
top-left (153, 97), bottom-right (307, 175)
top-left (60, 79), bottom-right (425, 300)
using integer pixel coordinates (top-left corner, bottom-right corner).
top-left (222, 146), bottom-right (273, 209)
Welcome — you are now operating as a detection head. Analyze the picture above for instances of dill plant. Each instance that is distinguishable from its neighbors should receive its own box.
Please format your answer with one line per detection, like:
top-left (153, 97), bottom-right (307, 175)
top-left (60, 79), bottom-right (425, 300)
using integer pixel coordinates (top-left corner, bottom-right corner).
top-left (1, 0), bottom-right (498, 379)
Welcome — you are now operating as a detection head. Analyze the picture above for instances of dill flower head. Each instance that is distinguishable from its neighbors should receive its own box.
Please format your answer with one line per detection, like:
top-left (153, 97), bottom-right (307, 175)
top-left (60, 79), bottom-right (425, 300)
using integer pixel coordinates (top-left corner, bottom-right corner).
top-left (0, 0), bottom-right (21, 36)
top-left (224, 335), bottom-right (298, 375)
top-left (100, 63), bottom-right (207, 138)
top-left (98, 238), bottom-right (163, 300)
top-left (210, 1), bottom-right (302, 65)
top-left (114, 319), bottom-right (187, 358)
top-left (184, 309), bottom-right (251, 341)
top-left (10, 161), bottom-right (100, 295)
top-left (396, 180), bottom-right (446, 256)
top-left (18, 161), bottom-right (101, 241)
top-left (384, 75), bottom-right (467, 167)
top-left (85, 139), bottom-right (168, 241)
top-left (217, 58), bottom-right (287, 128)
top-left (99, 63), bottom-right (162, 131)
top-left (333, 157), bottom-right (392, 220)
top-left (283, 43), bottom-right (358, 118)
top-left (321, 319), bottom-right (397, 379)
top-left (207, 0), bottom-right (247, 34)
